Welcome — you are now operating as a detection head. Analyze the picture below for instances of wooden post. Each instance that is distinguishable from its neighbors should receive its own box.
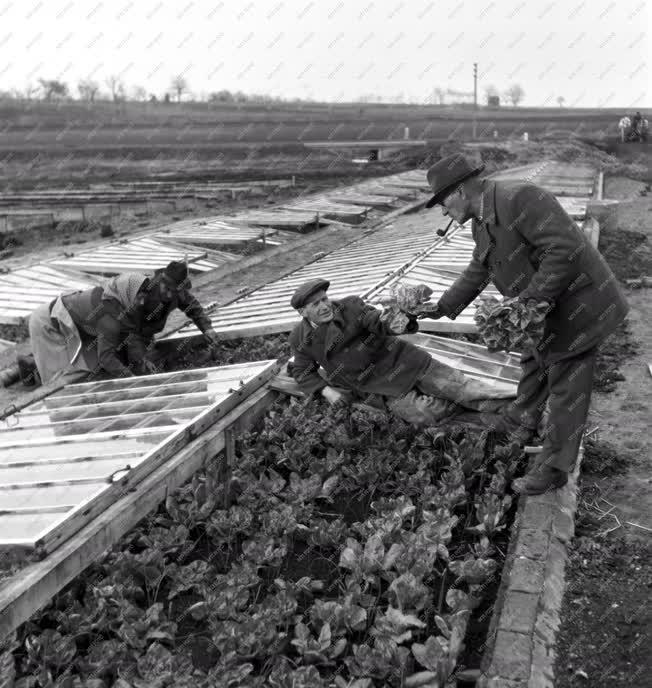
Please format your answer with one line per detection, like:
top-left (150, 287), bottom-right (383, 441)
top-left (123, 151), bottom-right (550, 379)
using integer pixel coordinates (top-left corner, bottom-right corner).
top-left (222, 427), bottom-right (236, 508)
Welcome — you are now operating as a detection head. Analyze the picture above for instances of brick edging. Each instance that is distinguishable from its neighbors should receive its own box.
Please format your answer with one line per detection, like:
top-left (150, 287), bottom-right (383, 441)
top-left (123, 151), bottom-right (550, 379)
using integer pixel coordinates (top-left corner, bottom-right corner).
top-left (478, 446), bottom-right (582, 688)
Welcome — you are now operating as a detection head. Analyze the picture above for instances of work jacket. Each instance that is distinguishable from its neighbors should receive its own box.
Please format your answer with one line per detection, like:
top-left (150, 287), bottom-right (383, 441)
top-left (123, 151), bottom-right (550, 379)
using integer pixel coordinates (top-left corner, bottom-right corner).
top-left (289, 295), bottom-right (431, 398)
top-left (438, 180), bottom-right (629, 363)
top-left (61, 279), bottom-right (211, 377)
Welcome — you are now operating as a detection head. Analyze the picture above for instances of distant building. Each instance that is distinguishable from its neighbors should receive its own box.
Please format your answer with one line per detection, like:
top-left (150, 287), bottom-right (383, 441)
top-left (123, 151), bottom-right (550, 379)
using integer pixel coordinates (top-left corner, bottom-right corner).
top-left (487, 95), bottom-right (500, 108)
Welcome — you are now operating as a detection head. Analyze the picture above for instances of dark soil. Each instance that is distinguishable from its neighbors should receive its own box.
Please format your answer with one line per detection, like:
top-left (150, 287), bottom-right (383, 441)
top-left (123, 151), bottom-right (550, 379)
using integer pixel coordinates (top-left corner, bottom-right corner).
top-left (598, 226), bottom-right (652, 282)
top-left (555, 172), bottom-right (652, 688)
top-left (593, 321), bottom-right (635, 393)
top-left (580, 437), bottom-right (630, 477)
top-left (555, 508), bottom-right (652, 688)
top-left (155, 334), bottom-right (291, 372)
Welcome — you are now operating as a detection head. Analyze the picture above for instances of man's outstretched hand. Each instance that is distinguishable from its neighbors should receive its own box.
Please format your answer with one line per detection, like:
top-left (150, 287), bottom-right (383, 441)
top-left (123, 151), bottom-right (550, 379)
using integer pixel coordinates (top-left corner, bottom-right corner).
top-left (204, 328), bottom-right (220, 346)
top-left (415, 303), bottom-right (444, 320)
top-left (321, 386), bottom-right (348, 405)
top-left (141, 359), bottom-right (159, 375)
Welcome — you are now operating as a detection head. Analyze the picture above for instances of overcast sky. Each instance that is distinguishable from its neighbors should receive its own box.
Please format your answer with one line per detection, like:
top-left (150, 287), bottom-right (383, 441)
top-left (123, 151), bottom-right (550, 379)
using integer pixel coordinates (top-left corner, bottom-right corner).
top-left (1, 0), bottom-right (649, 107)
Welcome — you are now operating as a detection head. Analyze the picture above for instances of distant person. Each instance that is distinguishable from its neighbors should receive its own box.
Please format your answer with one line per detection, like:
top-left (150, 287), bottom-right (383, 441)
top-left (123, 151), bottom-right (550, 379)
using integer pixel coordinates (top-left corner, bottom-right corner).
top-left (641, 117), bottom-right (649, 142)
top-left (629, 111), bottom-right (643, 141)
top-left (26, 261), bottom-right (218, 386)
top-left (287, 278), bottom-right (515, 428)
top-left (618, 115), bottom-right (631, 142)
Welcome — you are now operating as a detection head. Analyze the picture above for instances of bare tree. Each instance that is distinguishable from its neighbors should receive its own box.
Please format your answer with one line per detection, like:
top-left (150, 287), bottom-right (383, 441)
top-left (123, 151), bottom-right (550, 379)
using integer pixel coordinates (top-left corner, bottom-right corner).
top-left (131, 85), bottom-right (147, 102)
top-left (484, 84), bottom-right (499, 103)
top-left (78, 79), bottom-right (99, 102)
top-left (557, 95), bottom-right (565, 108)
top-left (209, 90), bottom-right (234, 103)
top-left (38, 78), bottom-right (68, 100)
top-left (24, 83), bottom-right (39, 100)
top-left (171, 75), bottom-right (188, 102)
top-left (505, 84), bottom-right (525, 106)
top-left (105, 75), bottom-right (125, 102)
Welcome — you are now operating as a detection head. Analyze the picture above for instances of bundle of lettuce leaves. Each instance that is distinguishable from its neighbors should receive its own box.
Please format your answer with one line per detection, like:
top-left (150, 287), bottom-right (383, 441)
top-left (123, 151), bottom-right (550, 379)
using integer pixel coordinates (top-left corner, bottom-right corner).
top-left (379, 283), bottom-right (441, 333)
top-left (474, 296), bottom-right (550, 353)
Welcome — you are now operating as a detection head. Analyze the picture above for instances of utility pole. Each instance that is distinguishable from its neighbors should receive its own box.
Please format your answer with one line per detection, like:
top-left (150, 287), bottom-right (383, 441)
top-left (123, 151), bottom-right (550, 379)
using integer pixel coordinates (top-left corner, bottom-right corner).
top-left (472, 62), bottom-right (478, 139)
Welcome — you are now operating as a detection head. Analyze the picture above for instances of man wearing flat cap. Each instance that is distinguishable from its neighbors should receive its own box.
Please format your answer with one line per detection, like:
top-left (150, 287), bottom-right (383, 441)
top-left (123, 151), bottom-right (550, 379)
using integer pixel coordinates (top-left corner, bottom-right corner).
top-left (27, 260), bottom-right (218, 385)
top-left (288, 278), bottom-right (515, 426)
top-left (422, 153), bottom-right (629, 494)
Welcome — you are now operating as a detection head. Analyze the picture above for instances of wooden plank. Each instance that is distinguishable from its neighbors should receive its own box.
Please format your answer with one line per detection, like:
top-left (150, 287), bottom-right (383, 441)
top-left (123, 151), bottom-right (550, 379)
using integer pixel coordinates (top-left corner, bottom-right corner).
top-left (0, 386), bottom-right (278, 641)
top-left (327, 193), bottom-right (397, 208)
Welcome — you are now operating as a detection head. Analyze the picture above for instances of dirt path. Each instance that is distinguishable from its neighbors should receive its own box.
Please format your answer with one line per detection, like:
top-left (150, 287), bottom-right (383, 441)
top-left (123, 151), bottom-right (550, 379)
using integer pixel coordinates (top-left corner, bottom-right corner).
top-left (555, 176), bottom-right (652, 688)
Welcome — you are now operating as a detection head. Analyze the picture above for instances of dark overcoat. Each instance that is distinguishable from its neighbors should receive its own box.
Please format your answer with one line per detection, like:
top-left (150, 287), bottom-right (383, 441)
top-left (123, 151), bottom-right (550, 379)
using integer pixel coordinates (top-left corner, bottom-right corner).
top-left (438, 180), bottom-right (629, 363)
top-left (289, 295), bottom-right (431, 397)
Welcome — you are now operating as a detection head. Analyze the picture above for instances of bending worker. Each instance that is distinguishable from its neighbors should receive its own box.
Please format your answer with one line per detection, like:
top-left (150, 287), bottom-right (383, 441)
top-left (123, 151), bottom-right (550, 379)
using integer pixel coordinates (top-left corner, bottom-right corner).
top-left (288, 278), bottom-right (515, 428)
top-left (28, 260), bottom-right (218, 385)
top-left (421, 154), bottom-right (628, 495)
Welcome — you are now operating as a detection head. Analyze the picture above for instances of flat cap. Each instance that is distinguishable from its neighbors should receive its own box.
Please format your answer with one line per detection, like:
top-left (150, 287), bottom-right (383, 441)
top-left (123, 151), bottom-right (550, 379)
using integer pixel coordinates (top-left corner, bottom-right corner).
top-left (290, 278), bottom-right (330, 309)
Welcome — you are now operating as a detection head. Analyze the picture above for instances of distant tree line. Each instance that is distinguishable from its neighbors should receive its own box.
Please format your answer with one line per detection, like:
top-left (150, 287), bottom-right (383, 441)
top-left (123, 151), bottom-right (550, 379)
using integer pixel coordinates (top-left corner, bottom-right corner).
top-left (0, 74), bottom-right (321, 105)
top-left (429, 83), bottom-right (527, 107)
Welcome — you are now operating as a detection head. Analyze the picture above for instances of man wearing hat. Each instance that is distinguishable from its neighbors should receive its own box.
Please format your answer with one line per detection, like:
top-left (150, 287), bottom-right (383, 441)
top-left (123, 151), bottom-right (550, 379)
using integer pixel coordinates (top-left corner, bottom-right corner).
top-left (421, 153), bottom-right (629, 495)
top-left (288, 278), bottom-right (515, 425)
top-left (27, 261), bottom-right (218, 385)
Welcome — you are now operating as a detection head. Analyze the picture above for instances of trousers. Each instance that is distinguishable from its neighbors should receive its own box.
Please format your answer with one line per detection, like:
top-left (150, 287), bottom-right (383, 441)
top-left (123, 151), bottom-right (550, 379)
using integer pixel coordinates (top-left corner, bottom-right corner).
top-left (387, 357), bottom-right (515, 427)
top-left (507, 347), bottom-right (599, 472)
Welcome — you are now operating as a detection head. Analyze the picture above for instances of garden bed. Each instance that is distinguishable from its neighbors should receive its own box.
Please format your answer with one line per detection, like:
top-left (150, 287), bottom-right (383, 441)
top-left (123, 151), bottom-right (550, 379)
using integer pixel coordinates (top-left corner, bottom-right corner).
top-left (0, 392), bottom-right (524, 688)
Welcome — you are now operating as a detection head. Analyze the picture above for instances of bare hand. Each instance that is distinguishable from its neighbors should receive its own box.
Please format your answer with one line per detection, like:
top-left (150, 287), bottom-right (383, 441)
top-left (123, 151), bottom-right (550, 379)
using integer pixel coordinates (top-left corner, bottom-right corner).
top-left (416, 304), bottom-right (444, 320)
top-left (204, 328), bottom-right (220, 346)
top-left (321, 386), bottom-right (345, 405)
top-left (142, 359), bottom-right (159, 375)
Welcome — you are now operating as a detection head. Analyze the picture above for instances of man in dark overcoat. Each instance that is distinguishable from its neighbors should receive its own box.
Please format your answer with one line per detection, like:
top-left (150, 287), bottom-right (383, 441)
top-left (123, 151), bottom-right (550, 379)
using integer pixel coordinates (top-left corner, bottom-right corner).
top-left (288, 278), bottom-right (515, 427)
top-left (421, 154), bottom-right (629, 494)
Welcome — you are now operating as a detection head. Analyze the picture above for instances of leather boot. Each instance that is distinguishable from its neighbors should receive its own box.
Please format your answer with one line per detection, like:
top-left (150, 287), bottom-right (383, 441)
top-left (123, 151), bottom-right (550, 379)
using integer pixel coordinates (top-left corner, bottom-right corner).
top-left (512, 465), bottom-right (568, 495)
top-left (493, 416), bottom-right (537, 445)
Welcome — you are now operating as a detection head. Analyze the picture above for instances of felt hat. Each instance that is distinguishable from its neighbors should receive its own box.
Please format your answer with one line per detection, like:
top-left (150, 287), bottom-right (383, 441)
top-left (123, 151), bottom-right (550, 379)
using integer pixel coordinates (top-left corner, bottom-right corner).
top-left (425, 154), bottom-right (486, 208)
top-left (162, 260), bottom-right (189, 285)
top-left (290, 278), bottom-right (330, 309)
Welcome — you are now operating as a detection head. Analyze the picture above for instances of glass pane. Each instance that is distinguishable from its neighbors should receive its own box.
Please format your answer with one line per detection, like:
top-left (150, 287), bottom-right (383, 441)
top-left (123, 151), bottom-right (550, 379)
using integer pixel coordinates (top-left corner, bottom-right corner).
top-left (0, 482), bottom-right (106, 510)
top-left (0, 434), bottom-right (169, 463)
top-left (0, 512), bottom-right (70, 543)
top-left (0, 457), bottom-right (145, 487)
